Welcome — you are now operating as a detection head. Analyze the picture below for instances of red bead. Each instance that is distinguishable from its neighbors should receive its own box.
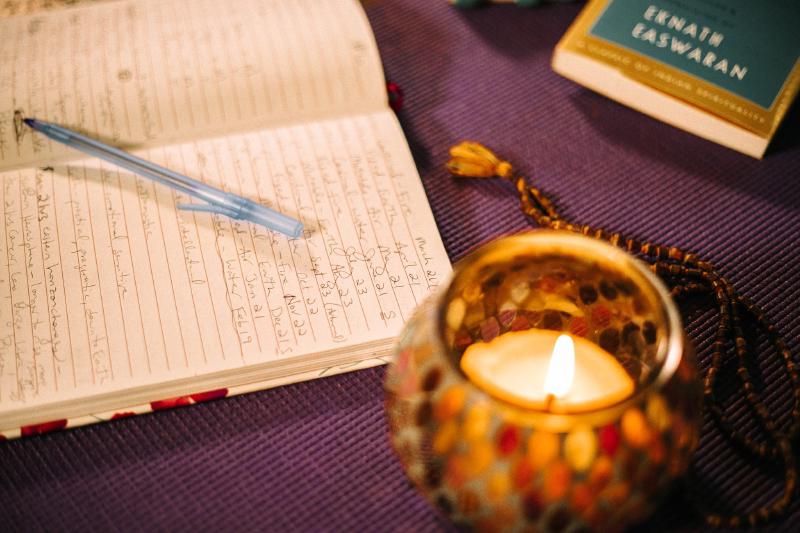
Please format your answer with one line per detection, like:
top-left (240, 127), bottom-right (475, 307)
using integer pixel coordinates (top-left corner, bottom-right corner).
top-left (510, 315), bottom-right (530, 332)
top-left (513, 459), bottom-right (534, 488)
top-left (569, 316), bottom-right (588, 337)
top-left (592, 305), bottom-right (612, 328)
top-left (497, 424), bottom-right (521, 455)
top-left (599, 424), bottom-right (620, 456)
top-left (538, 276), bottom-right (559, 293)
top-left (481, 317), bottom-right (501, 342)
top-left (454, 329), bottom-right (473, 351)
top-left (498, 309), bottom-right (516, 328)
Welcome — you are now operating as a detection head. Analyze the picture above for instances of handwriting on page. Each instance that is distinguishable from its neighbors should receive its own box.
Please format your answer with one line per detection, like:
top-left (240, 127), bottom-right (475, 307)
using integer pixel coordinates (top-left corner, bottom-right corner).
top-left (0, 1), bottom-right (96, 18)
top-left (0, 110), bottom-right (449, 408)
top-left (0, 0), bottom-right (386, 169)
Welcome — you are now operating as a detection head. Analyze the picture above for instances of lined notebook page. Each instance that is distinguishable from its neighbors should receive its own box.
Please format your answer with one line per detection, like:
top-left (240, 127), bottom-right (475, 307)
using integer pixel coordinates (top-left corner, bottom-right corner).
top-left (0, 1), bottom-right (102, 18)
top-left (0, 0), bottom-right (386, 169)
top-left (0, 109), bottom-right (450, 411)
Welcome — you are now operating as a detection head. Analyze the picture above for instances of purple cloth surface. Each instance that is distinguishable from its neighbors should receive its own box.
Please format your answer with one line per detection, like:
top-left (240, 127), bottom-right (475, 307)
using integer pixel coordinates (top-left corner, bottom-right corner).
top-left (2, 1), bottom-right (799, 531)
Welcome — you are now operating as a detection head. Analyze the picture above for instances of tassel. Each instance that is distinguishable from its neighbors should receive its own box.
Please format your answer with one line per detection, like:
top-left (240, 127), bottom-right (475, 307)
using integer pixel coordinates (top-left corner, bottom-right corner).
top-left (446, 141), bottom-right (514, 179)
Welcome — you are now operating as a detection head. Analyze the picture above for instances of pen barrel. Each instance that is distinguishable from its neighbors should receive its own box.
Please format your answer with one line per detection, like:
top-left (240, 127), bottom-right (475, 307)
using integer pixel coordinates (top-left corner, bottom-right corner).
top-left (238, 199), bottom-right (304, 239)
top-left (74, 139), bottom-right (302, 236)
top-left (28, 119), bottom-right (303, 238)
top-left (55, 132), bottom-right (229, 206)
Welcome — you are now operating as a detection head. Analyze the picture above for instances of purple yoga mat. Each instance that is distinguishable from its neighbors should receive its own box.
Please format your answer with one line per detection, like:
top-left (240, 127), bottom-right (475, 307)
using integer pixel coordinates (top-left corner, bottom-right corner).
top-left (1, 1), bottom-right (798, 531)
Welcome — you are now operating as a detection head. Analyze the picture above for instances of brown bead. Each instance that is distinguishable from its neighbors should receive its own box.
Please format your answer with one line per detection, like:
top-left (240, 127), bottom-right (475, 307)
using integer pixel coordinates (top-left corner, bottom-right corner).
top-left (599, 328), bottom-right (620, 353)
top-left (416, 401), bottom-right (432, 426)
top-left (426, 462), bottom-right (443, 488)
top-left (599, 280), bottom-right (618, 300)
top-left (524, 491), bottom-right (544, 521)
top-left (422, 367), bottom-right (442, 392)
top-left (621, 357), bottom-right (643, 380)
top-left (546, 506), bottom-right (572, 532)
top-left (642, 321), bottom-right (656, 344)
top-left (458, 489), bottom-right (480, 515)
top-left (542, 310), bottom-right (563, 330)
top-left (436, 494), bottom-right (453, 515)
top-left (579, 284), bottom-right (598, 305)
top-left (621, 322), bottom-right (640, 345)
top-left (616, 280), bottom-right (636, 295)
top-left (484, 272), bottom-right (504, 288)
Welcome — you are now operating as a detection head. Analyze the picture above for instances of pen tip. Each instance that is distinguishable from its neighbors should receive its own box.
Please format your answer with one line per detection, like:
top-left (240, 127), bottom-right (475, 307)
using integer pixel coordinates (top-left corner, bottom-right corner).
top-left (23, 118), bottom-right (35, 127)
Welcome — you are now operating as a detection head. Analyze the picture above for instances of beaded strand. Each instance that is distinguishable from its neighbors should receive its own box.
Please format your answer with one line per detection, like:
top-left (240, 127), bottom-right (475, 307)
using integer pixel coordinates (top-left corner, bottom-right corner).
top-left (446, 141), bottom-right (799, 527)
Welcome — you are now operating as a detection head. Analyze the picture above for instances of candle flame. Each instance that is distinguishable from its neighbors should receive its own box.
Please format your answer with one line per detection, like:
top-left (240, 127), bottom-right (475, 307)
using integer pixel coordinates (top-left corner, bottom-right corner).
top-left (543, 334), bottom-right (575, 398)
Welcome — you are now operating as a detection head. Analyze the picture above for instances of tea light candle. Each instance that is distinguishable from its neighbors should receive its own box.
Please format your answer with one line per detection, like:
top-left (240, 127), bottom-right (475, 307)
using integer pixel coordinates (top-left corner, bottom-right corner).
top-left (460, 330), bottom-right (634, 412)
top-left (385, 232), bottom-right (701, 532)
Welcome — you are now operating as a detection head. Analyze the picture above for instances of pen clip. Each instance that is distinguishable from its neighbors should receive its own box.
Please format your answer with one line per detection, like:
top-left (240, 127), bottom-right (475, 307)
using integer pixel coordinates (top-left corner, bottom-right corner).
top-left (177, 202), bottom-right (240, 219)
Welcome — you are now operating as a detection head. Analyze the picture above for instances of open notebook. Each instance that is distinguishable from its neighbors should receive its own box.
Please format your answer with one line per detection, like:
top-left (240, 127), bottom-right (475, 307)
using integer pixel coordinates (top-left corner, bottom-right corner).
top-left (0, 0), bottom-right (451, 438)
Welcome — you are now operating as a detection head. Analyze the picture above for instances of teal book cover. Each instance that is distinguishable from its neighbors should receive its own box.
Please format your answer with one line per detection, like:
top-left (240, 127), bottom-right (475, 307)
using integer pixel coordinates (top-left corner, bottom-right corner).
top-left (554, 0), bottom-right (800, 143)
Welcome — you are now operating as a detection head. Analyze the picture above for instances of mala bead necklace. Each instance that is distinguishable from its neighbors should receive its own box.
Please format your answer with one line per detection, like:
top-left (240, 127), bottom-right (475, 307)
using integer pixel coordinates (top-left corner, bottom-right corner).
top-left (446, 141), bottom-right (799, 528)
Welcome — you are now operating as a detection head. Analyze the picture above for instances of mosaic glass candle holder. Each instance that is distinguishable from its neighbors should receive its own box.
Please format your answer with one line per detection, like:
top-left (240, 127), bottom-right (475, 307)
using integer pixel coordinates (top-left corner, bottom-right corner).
top-left (385, 231), bottom-right (702, 531)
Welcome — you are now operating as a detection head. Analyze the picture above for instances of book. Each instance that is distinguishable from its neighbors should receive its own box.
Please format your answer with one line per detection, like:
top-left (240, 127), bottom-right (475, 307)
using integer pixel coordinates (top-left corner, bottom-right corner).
top-left (0, 0), bottom-right (451, 438)
top-left (552, 0), bottom-right (800, 158)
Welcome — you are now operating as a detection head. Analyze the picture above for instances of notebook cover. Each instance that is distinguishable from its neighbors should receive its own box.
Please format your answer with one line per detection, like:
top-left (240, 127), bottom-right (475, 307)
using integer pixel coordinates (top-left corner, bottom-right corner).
top-left (0, 356), bottom-right (389, 440)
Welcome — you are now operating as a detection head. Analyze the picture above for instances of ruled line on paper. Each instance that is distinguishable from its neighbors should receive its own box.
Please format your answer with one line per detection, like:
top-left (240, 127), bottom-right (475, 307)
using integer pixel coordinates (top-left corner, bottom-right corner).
top-left (0, 110), bottom-right (449, 411)
top-left (0, 0), bottom-right (387, 171)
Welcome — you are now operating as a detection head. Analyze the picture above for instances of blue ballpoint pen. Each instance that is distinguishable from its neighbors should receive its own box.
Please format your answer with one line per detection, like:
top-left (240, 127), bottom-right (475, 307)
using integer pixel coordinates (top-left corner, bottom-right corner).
top-left (24, 118), bottom-right (304, 238)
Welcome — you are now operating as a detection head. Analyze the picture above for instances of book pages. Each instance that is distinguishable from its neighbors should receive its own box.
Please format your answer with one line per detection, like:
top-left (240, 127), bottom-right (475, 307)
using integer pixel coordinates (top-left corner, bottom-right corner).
top-left (0, 0), bottom-right (387, 170)
top-left (0, 109), bottom-right (450, 422)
